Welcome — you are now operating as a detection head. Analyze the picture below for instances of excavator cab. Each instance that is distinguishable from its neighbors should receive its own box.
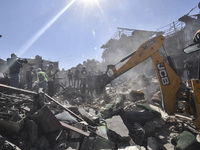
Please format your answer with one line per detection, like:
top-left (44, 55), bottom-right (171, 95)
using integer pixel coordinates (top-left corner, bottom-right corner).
top-left (182, 30), bottom-right (200, 130)
top-left (183, 30), bottom-right (200, 54)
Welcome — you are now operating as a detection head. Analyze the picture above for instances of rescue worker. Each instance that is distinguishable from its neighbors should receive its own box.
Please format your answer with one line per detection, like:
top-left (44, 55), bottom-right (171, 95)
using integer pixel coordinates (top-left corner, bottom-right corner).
top-left (7, 53), bottom-right (27, 88)
top-left (26, 66), bottom-right (34, 90)
top-left (37, 68), bottom-right (48, 93)
top-left (74, 68), bottom-right (80, 88)
top-left (46, 63), bottom-right (58, 97)
top-left (80, 66), bottom-right (87, 94)
top-left (68, 69), bottom-right (73, 87)
top-left (87, 71), bottom-right (94, 96)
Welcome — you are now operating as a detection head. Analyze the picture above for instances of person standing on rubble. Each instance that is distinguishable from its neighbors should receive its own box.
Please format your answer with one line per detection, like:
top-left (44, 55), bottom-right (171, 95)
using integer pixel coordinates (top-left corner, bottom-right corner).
top-left (87, 71), bottom-right (94, 96)
top-left (7, 53), bottom-right (27, 88)
top-left (37, 68), bottom-right (48, 93)
top-left (67, 69), bottom-right (73, 87)
top-left (26, 66), bottom-right (34, 90)
top-left (46, 63), bottom-right (58, 97)
top-left (80, 66), bottom-right (87, 94)
top-left (74, 67), bottom-right (80, 88)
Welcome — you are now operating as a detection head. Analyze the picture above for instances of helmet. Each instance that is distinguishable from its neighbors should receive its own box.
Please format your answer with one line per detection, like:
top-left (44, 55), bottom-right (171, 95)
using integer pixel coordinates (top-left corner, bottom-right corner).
top-left (38, 68), bottom-right (42, 71)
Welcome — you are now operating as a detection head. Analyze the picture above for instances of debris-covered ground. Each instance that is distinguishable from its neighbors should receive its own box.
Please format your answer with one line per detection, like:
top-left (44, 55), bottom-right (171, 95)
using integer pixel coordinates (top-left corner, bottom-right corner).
top-left (0, 74), bottom-right (200, 150)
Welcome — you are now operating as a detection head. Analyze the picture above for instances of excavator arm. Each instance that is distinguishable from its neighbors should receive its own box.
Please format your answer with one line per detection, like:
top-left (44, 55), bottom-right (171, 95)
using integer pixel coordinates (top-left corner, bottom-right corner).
top-left (108, 35), bottom-right (165, 81)
top-left (151, 52), bottom-right (183, 114)
top-left (103, 35), bottom-right (183, 114)
top-left (95, 35), bottom-right (166, 92)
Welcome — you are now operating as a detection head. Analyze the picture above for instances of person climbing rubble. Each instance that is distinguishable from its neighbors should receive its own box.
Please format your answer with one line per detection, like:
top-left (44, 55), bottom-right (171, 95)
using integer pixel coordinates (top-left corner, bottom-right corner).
top-left (37, 68), bottom-right (48, 93)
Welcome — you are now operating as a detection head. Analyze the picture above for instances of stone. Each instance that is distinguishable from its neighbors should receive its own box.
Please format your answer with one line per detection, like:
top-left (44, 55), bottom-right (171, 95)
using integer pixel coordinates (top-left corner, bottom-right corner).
top-left (106, 115), bottom-right (129, 138)
top-left (147, 137), bottom-right (158, 150)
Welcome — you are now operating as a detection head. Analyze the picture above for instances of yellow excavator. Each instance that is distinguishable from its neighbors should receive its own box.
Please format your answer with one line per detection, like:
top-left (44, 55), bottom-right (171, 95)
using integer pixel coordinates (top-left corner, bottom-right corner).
top-left (96, 30), bottom-right (200, 131)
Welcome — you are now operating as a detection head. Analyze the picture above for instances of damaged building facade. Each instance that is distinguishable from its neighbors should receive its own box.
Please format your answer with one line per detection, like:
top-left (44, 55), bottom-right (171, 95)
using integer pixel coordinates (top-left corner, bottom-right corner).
top-left (100, 13), bottom-right (200, 82)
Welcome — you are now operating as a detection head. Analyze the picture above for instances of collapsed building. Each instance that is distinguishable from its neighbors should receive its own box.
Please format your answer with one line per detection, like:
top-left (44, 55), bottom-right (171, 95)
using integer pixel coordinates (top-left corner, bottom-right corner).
top-left (1, 4), bottom-right (200, 150)
top-left (100, 10), bottom-right (200, 83)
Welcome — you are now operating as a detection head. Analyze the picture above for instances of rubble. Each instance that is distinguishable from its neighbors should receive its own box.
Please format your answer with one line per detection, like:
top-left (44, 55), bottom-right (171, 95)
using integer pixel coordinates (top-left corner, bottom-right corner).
top-left (0, 72), bottom-right (200, 150)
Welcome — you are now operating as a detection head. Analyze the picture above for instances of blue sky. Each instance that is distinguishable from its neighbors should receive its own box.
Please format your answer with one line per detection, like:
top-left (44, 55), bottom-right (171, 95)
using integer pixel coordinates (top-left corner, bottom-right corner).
top-left (0, 0), bottom-right (199, 70)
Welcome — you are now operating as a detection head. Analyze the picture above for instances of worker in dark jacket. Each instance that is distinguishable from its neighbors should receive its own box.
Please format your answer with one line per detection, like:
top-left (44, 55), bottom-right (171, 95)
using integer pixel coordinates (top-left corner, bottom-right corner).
top-left (7, 53), bottom-right (27, 88)
top-left (87, 71), bottom-right (94, 96)
top-left (26, 66), bottom-right (34, 90)
top-left (68, 69), bottom-right (73, 87)
top-left (74, 68), bottom-right (80, 88)
top-left (80, 66), bottom-right (87, 94)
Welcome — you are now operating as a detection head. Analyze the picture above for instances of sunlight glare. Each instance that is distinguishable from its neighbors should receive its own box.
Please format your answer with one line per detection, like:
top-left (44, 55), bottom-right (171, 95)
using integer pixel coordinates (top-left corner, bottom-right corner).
top-left (18, 0), bottom-right (76, 57)
top-left (79, 0), bottom-right (98, 7)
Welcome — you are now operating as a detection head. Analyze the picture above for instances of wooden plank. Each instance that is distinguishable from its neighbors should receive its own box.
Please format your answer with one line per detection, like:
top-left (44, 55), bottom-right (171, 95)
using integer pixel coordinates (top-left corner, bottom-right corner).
top-left (0, 84), bottom-right (37, 95)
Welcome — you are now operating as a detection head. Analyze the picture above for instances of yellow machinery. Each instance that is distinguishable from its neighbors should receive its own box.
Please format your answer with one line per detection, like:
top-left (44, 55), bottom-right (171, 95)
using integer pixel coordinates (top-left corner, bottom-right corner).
top-left (98, 31), bottom-right (200, 130)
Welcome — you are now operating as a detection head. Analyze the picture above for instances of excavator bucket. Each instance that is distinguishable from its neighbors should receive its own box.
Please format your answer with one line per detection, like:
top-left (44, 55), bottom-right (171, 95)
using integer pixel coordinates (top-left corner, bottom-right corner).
top-left (93, 74), bottom-right (111, 94)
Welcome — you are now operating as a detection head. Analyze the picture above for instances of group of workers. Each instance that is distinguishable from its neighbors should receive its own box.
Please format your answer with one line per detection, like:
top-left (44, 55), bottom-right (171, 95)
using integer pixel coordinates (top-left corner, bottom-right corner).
top-left (6, 53), bottom-right (97, 97)
top-left (6, 53), bottom-right (58, 97)
top-left (67, 67), bottom-right (94, 95)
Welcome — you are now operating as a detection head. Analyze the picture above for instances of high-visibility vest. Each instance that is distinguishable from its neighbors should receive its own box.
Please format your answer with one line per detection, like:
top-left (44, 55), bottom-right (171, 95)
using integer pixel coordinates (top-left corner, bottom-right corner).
top-left (37, 71), bottom-right (48, 82)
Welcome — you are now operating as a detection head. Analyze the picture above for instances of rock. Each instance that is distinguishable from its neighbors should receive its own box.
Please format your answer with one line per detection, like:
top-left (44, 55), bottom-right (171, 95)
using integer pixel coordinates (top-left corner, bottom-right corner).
top-left (152, 91), bottom-right (162, 106)
top-left (118, 145), bottom-right (141, 150)
top-left (171, 131), bottom-right (200, 150)
top-left (55, 111), bottom-right (78, 124)
top-left (144, 119), bottom-right (164, 136)
top-left (35, 136), bottom-right (50, 149)
top-left (147, 137), bottom-right (158, 150)
top-left (96, 126), bottom-right (109, 140)
top-left (26, 119), bottom-right (38, 144)
top-left (106, 115), bottom-right (129, 138)
top-left (129, 90), bottom-right (145, 101)
top-left (127, 122), bottom-right (145, 145)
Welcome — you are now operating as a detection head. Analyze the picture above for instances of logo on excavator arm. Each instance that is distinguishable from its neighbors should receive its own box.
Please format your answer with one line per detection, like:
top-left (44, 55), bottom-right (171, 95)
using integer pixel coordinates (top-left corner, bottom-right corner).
top-left (157, 63), bottom-right (170, 85)
top-left (139, 40), bottom-right (155, 56)
top-left (146, 40), bottom-right (154, 48)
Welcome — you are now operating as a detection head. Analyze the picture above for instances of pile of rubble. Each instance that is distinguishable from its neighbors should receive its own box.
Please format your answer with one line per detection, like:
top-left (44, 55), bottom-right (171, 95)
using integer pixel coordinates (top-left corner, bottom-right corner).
top-left (0, 74), bottom-right (200, 150)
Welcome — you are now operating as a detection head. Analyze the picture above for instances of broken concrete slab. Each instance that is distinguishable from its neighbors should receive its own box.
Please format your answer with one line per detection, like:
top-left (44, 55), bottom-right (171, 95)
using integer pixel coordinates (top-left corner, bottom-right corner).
top-left (118, 145), bottom-right (142, 150)
top-left (106, 115), bottom-right (129, 138)
top-left (80, 136), bottom-right (115, 150)
top-left (55, 111), bottom-right (78, 124)
top-left (30, 105), bottom-right (62, 133)
top-left (96, 125), bottom-right (109, 140)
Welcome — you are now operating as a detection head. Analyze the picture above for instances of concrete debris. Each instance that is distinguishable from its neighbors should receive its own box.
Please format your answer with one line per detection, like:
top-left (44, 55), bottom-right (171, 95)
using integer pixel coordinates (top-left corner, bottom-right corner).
top-left (106, 115), bottom-right (129, 138)
top-left (0, 73), bottom-right (199, 150)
